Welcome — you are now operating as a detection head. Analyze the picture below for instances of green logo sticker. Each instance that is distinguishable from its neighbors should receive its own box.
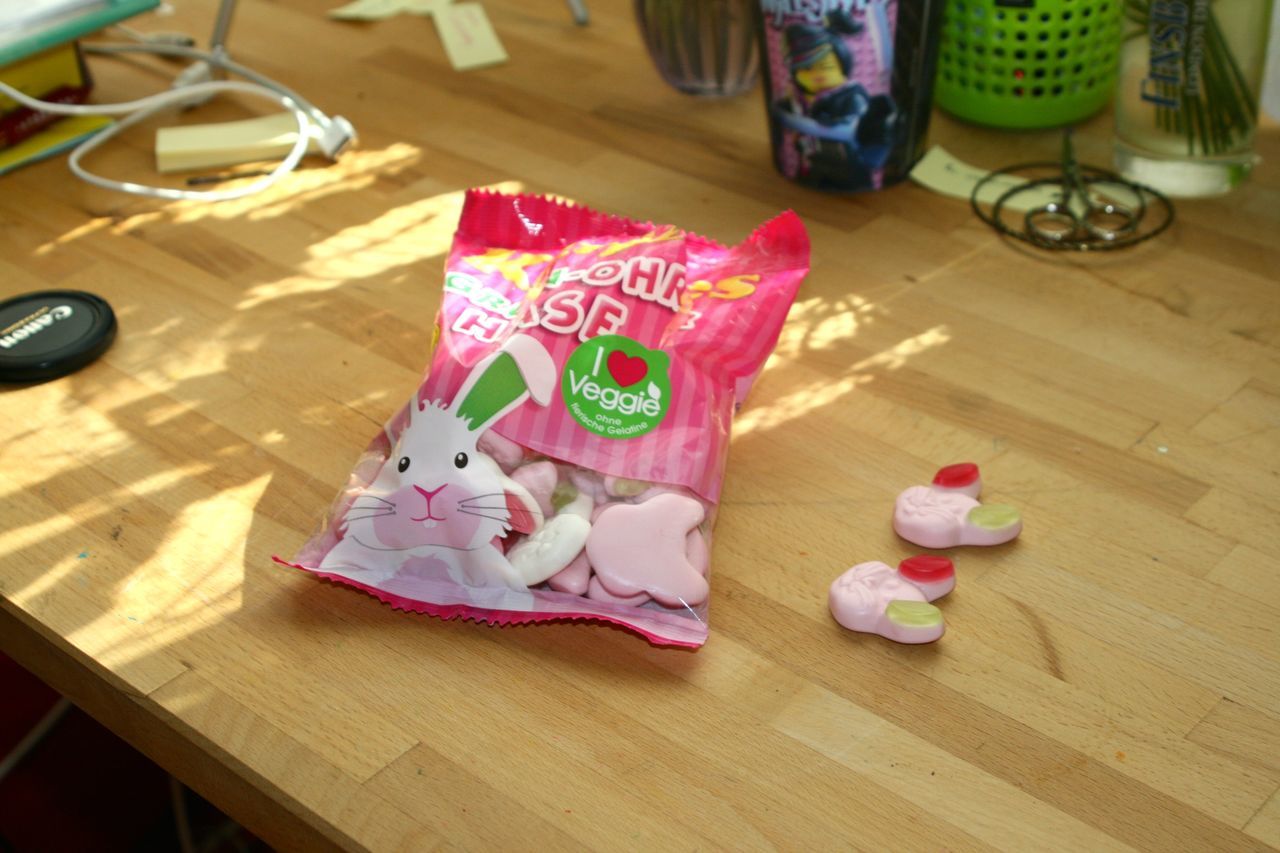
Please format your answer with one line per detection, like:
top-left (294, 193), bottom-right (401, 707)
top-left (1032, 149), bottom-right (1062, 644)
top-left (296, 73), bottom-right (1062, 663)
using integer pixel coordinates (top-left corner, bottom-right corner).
top-left (562, 335), bottom-right (670, 439)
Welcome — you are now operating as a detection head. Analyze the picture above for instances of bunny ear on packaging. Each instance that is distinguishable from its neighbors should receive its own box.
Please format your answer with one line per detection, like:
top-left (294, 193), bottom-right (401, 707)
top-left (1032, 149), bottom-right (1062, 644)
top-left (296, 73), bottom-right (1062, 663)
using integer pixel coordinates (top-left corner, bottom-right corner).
top-left (498, 471), bottom-right (543, 535)
top-left (454, 334), bottom-right (557, 433)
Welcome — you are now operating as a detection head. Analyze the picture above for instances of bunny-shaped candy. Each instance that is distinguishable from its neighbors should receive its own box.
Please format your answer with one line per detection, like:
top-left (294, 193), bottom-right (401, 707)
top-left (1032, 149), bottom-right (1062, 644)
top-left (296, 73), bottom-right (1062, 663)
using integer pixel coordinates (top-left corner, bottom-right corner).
top-left (319, 335), bottom-right (556, 591)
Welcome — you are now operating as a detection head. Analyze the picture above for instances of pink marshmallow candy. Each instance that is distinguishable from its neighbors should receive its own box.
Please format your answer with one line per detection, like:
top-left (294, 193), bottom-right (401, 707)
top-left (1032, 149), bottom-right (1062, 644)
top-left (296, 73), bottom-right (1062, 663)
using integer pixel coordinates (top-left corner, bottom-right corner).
top-left (587, 575), bottom-right (651, 607)
top-left (547, 551), bottom-right (591, 595)
top-left (631, 483), bottom-right (697, 504)
top-left (569, 468), bottom-right (611, 504)
top-left (590, 501), bottom-right (616, 524)
top-left (829, 559), bottom-right (952, 644)
top-left (587, 493), bottom-right (709, 608)
top-left (477, 429), bottom-right (525, 473)
top-left (686, 529), bottom-right (709, 576)
top-left (893, 463), bottom-right (1021, 549)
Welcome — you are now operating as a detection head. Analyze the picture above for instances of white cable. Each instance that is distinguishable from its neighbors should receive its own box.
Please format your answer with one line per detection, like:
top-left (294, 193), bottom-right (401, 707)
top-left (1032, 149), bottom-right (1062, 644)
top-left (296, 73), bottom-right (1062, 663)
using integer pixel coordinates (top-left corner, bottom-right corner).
top-left (0, 78), bottom-right (310, 201)
top-left (110, 23), bottom-right (196, 46)
top-left (83, 42), bottom-right (331, 124)
top-left (0, 41), bottom-right (354, 202)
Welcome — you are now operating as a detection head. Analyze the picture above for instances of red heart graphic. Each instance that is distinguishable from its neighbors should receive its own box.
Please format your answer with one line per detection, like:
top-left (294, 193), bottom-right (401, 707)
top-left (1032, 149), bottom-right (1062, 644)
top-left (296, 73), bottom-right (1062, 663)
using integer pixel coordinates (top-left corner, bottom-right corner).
top-left (606, 350), bottom-right (647, 387)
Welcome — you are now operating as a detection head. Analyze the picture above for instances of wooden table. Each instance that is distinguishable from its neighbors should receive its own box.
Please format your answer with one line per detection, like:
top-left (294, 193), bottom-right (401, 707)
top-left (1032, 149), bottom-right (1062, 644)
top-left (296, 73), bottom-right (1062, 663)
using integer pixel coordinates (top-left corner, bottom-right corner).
top-left (3, 1), bottom-right (1279, 849)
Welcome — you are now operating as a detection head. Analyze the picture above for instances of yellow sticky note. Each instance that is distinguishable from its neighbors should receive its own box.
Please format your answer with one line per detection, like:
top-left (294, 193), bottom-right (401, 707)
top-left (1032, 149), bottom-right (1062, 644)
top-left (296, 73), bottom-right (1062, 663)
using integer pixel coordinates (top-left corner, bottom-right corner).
top-left (434, 2), bottom-right (508, 71)
top-left (910, 146), bottom-right (1061, 212)
top-left (155, 113), bottom-right (323, 173)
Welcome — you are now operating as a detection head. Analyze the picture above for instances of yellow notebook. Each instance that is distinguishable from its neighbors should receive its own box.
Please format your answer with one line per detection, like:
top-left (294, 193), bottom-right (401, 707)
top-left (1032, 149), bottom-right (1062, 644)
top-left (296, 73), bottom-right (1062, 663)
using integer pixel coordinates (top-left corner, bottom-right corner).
top-left (0, 43), bottom-right (87, 113)
top-left (0, 113), bottom-right (112, 176)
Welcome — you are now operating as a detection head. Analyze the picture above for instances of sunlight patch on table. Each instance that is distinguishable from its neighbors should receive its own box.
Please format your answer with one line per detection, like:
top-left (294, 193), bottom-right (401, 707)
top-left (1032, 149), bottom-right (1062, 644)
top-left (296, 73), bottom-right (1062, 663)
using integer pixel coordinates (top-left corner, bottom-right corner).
top-left (0, 517), bottom-right (81, 576)
top-left (234, 180), bottom-right (524, 309)
top-left (31, 144), bottom-right (423, 254)
top-left (737, 326), bottom-right (951, 436)
top-left (176, 143), bottom-right (425, 224)
top-left (135, 331), bottom-right (268, 397)
top-left (859, 325), bottom-right (951, 371)
top-left (735, 374), bottom-right (869, 436)
top-left (72, 474), bottom-right (271, 663)
top-left (0, 415), bottom-right (134, 475)
top-left (772, 293), bottom-right (880, 358)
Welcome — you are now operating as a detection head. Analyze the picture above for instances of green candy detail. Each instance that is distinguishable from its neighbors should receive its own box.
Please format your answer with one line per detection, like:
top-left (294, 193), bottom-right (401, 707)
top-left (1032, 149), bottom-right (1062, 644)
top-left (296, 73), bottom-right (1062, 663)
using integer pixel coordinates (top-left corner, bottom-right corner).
top-left (885, 600), bottom-right (943, 628)
top-left (551, 481), bottom-right (579, 511)
top-left (611, 477), bottom-right (648, 497)
top-left (969, 503), bottom-right (1020, 530)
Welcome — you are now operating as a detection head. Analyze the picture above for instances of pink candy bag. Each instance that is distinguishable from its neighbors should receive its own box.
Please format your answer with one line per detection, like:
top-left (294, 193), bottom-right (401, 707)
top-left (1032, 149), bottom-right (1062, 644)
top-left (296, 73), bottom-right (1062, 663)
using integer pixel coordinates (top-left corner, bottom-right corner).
top-left (279, 191), bottom-right (809, 647)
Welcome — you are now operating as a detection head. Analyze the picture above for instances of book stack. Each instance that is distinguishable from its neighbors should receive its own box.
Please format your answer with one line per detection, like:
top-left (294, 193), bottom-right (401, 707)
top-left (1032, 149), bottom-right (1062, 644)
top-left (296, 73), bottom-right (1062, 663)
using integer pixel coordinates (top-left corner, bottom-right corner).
top-left (0, 0), bottom-right (159, 176)
top-left (1, 43), bottom-right (92, 148)
top-left (0, 43), bottom-right (110, 176)
top-left (0, 0), bottom-right (159, 67)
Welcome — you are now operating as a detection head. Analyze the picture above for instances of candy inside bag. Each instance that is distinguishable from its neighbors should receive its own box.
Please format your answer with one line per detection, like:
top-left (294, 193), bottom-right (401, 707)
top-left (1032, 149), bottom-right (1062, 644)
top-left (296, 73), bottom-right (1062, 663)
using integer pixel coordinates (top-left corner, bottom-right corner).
top-left (278, 191), bottom-right (809, 647)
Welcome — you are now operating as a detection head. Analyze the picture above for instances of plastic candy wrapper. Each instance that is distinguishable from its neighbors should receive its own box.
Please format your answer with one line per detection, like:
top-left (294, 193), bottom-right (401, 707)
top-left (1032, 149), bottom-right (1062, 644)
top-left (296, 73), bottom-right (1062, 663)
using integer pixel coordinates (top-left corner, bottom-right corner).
top-left (278, 190), bottom-right (809, 647)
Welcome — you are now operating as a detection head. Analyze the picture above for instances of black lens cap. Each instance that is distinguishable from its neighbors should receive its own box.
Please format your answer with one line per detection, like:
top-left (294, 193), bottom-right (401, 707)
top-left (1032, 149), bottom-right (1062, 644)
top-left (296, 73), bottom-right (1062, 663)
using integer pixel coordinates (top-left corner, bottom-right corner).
top-left (0, 290), bottom-right (117, 384)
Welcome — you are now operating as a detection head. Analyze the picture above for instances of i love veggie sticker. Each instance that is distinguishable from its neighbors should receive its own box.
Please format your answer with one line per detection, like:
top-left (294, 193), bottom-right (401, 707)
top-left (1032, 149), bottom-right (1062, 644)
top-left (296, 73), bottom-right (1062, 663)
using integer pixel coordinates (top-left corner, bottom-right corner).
top-left (562, 335), bottom-right (670, 438)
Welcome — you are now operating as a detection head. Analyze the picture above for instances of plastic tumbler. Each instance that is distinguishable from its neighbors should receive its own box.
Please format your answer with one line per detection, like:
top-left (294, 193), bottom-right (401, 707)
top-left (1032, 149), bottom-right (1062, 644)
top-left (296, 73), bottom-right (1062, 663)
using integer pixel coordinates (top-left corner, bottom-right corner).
top-left (756, 0), bottom-right (946, 192)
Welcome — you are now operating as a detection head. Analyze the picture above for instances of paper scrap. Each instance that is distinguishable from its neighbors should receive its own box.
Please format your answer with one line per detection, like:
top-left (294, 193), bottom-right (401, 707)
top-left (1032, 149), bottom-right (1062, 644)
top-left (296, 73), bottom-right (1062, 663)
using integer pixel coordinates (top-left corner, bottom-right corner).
top-left (910, 146), bottom-right (1061, 212)
top-left (328, 0), bottom-right (448, 20)
top-left (405, 0), bottom-right (451, 13)
top-left (434, 2), bottom-right (508, 70)
top-left (328, 0), bottom-right (404, 20)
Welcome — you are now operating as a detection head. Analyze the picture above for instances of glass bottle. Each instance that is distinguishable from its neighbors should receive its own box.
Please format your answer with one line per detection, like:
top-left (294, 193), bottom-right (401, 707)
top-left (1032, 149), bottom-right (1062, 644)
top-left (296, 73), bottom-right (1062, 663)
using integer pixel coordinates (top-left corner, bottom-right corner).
top-left (634, 0), bottom-right (761, 97)
top-left (1113, 0), bottom-right (1275, 196)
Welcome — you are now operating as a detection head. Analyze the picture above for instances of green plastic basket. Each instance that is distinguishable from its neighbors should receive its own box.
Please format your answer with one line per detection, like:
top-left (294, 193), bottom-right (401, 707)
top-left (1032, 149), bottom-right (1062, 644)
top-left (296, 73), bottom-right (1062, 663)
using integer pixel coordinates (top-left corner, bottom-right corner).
top-left (934, 0), bottom-right (1122, 129)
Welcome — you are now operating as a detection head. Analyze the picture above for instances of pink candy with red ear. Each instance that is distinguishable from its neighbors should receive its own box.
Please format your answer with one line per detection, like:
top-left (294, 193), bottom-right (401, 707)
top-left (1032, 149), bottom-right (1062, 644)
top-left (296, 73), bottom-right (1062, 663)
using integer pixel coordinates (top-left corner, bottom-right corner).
top-left (587, 493), bottom-right (709, 607)
top-left (893, 462), bottom-right (1022, 549)
top-left (828, 555), bottom-right (955, 645)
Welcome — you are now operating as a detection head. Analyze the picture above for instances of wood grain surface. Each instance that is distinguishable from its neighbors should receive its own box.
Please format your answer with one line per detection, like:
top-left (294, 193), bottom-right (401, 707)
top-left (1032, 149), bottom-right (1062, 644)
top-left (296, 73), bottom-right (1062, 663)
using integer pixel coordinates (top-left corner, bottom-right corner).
top-left (2, 1), bottom-right (1279, 849)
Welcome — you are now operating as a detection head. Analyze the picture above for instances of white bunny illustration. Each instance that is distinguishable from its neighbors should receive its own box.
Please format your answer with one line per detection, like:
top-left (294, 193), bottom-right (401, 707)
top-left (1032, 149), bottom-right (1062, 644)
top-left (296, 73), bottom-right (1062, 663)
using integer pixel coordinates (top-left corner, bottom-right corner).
top-left (319, 335), bottom-right (556, 590)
